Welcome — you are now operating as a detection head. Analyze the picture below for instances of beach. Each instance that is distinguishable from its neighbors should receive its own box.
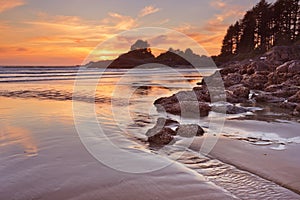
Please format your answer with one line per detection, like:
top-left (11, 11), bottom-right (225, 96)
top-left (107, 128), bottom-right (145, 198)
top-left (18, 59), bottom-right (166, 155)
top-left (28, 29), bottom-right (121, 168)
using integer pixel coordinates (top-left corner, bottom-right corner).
top-left (0, 66), bottom-right (300, 199)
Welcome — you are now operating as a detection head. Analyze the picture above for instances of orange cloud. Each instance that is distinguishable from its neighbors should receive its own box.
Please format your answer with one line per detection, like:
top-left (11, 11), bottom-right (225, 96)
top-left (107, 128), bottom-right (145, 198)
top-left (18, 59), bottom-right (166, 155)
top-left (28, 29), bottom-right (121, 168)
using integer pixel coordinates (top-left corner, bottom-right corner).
top-left (0, 12), bottom-right (139, 65)
top-left (0, 0), bottom-right (25, 13)
top-left (210, 0), bottom-right (226, 9)
top-left (139, 5), bottom-right (160, 17)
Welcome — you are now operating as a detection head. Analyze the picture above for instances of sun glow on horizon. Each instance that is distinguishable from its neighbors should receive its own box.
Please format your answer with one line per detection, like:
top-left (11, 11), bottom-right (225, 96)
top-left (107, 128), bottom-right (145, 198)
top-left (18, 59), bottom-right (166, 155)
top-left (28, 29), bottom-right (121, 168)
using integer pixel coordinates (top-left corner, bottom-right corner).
top-left (0, 0), bottom-right (259, 66)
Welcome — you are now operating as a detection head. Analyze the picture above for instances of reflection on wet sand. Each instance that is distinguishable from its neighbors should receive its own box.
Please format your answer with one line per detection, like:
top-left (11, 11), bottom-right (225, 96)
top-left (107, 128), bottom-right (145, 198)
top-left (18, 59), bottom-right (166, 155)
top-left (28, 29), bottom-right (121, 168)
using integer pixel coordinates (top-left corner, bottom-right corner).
top-left (1, 126), bottom-right (38, 157)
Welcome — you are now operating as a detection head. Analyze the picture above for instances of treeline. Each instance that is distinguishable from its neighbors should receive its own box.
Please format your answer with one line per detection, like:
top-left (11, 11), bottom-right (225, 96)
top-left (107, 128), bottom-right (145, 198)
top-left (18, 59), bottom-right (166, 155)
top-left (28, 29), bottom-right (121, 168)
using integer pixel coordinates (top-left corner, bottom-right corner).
top-left (217, 0), bottom-right (300, 62)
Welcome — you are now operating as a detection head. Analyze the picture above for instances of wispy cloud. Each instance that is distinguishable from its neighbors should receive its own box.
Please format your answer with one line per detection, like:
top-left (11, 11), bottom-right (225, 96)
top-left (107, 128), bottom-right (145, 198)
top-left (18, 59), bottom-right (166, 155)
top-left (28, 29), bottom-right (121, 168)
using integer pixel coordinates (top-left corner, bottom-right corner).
top-left (210, 0), bottom-right (226, 9)
top-left (103, 12), bottom-right (138, 30)
top-left (139, 5), bottom-right (160, 17)
top-left (0, 0), bottom-right (25, 13)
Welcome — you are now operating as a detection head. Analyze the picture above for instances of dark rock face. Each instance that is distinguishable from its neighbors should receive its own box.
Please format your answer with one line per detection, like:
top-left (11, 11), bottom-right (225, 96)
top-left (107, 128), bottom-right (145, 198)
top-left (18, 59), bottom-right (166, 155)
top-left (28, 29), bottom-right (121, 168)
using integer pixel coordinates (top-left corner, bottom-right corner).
top-left (176, 124), bottom-right (204, 138)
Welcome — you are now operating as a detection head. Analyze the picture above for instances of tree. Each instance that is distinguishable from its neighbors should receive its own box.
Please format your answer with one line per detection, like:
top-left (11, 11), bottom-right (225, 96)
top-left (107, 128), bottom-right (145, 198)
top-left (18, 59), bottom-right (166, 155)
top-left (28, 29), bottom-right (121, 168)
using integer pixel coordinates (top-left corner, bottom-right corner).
top-left (253, 0), bottom-right (272, 53)
top-left (220, 25), bottom-right (235, 56)
top-left (217, 0), bottom-right (300, 61)
top-left (237, 10), bottom-right (256, 53)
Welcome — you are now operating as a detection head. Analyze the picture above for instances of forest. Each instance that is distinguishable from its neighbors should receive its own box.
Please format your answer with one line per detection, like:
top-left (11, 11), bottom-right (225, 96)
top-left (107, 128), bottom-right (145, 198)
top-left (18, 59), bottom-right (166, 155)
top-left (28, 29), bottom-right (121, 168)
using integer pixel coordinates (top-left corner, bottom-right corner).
top-left (217, 0), bottom-right (300, 62)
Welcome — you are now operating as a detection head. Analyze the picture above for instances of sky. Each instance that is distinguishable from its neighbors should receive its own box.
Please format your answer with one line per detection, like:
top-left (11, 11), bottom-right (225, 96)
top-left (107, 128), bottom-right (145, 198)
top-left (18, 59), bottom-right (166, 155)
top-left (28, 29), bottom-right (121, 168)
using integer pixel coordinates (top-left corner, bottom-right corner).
top-left (0, 0), bottom-right (276, 66)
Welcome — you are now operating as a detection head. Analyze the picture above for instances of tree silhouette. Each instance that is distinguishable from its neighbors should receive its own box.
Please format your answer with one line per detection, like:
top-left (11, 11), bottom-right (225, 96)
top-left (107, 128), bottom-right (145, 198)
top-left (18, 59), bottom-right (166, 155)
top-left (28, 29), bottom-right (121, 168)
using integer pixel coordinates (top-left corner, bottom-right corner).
top-left (218, 0), bottom-right (300, 61)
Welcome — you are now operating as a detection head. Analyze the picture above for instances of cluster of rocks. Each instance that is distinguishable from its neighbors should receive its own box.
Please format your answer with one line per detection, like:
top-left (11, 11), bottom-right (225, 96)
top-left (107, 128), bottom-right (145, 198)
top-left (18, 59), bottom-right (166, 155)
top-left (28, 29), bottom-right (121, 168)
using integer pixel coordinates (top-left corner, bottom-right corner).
top-left (146, 118), bottom-right (204, 146)
top-left (147, 45), bottom-right (300, 145)
top-left (154, 45), bottom-right (300, 118)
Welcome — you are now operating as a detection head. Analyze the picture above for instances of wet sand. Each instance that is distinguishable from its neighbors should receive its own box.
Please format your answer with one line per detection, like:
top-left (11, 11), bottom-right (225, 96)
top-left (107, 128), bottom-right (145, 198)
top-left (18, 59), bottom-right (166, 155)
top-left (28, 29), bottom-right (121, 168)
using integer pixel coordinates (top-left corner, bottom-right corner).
top-left (190, 119), bottom-right (300, 195)
top-left (0, 97), bottom-right (236, 200)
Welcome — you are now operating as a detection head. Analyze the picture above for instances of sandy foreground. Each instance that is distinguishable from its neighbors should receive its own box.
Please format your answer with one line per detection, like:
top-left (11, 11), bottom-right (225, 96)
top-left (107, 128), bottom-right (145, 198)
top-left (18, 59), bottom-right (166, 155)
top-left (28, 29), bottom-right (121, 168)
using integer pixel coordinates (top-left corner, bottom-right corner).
top-left (190, 119), bottom-right (300, 195)
top-left (0, 97), bottom-right (236, 200)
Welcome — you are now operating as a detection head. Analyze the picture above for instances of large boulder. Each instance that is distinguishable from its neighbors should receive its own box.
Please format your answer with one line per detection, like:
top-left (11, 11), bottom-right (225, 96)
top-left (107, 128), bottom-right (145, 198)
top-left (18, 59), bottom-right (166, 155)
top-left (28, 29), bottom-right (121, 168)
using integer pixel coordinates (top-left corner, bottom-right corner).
top-left (176, 124), bottom-right (205, 138)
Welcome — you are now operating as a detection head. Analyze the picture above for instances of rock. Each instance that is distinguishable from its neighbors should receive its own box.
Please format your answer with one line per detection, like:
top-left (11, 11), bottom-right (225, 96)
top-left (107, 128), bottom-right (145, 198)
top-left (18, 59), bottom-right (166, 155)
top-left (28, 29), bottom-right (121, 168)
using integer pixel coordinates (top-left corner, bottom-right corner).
top-left (265, 84), bottom-right (284, 92)
top-left (276, 62), bottom-right (289, 73)
top-left (276, 60), bottom-right (300, 74)
top-left (253, 92), bottom-right (285, 103)
top-left (228, 84), bottom-right (250, 99)
top-left (287, 60), bottom-right (300, 73)
top-left (279, 102), bottom-right (298, 111)
top-left (212, 104), bottom-right (249, 114)
top-left (223, 73), bottom-right (243, 87)
top-left (265, 45), bottom-right (300, 65)
top-left (220, 65), bottom-right (240, 76)
top-left (272, 87), bottom-right (298, 98)
top-left (267, 72), bottom-right (288, 86)
top-left (155, 101), bottom-right (211, 117)
top-left (292, 104), bottom-right (300, 116)
top-left (242, 72), bottom-right (268, 90)
top-left (156, 117), bottom-right (179, 127)
top-left (284, 74), bottom-right (300, 86)
top-left (288, 91), bottom-right (300, 103)
top-left (247, 61), bottom-right (270, 72)
top-left (176, 124), bottom-right (204, 138)
top-left (147, 127), bottom-right (176, 146)
top-left (192, 87), bottom-right (211, 102)
top-left (146, 118), bottom-right (180, 146)
top-left (225, 90), bottom-right (240, 104)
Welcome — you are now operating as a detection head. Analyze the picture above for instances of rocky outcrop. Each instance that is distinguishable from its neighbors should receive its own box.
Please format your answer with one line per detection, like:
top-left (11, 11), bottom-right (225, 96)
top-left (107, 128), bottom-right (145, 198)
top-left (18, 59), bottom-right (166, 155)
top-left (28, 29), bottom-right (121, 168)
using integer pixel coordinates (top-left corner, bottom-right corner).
top-left (150, 45), bottom-right (300, 146)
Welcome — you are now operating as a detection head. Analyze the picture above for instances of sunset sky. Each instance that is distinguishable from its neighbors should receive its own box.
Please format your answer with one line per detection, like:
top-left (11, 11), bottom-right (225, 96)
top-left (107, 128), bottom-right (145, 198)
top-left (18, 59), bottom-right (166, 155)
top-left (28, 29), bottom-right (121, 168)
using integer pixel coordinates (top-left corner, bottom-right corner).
top-left (0, 0), bottom-right (276, 66)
